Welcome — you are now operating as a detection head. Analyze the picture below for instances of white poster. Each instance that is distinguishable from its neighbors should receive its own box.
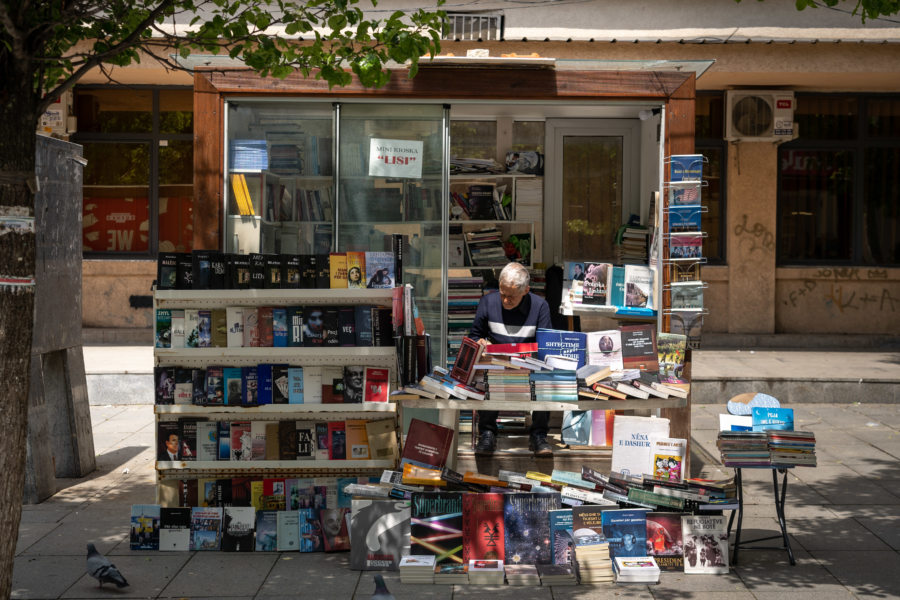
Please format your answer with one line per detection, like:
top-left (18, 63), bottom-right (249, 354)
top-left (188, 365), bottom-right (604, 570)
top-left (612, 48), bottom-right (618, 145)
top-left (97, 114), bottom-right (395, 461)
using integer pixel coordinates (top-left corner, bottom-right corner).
top-left (368, 138), bottom-right (423, 179)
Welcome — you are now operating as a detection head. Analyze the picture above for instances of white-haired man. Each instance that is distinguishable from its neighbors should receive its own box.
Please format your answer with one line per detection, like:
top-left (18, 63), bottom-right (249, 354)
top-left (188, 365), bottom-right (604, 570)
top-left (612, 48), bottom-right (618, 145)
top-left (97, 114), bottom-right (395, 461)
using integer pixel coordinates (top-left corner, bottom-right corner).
top-left (470, 262), bottom-right (553, 456)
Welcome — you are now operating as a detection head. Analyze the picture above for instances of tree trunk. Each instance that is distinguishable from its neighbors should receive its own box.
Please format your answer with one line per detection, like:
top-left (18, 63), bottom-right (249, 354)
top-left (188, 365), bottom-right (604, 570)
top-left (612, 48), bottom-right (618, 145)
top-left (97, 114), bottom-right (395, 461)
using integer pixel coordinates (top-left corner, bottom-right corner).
top-left (0, 58), bottom-right (38, 598)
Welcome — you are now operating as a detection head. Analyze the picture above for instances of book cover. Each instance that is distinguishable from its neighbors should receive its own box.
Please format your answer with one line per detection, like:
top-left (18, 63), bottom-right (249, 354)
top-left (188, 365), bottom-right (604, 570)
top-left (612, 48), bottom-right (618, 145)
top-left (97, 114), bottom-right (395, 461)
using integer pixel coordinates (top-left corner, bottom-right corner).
top-left (249, 421), bottom-right (267, 461)
top-left (255, 510), bottom-right (278, 551)
top-left (354, 305), bottom-right (374, 346)
top-left (504, 493), bottom-right (561, 565)
top-left (365, 419), bottom-right (398, 462)
top-left (650, 437), bottom-right (687, 482)
top-left (646, 512), bottom-right (684, 571)
top-left (590, 410), bottom-right (615, 447)
top-left (329, 252), bottom-right (348, 288)
top-left (170, 309), bottom-right (185, 348)
top-left (343, 365), bottom-right (365, 403)
top-left (328, 421), bottom-right (346, 460)
top-left (190, 506), bottom-right (223, 551)
top-left (276, 510), bottom-right (301, 552)
top-left (561, 411), bottom-right (591, 446)
top-left (620, 324), bottom-right (659, 372)
top-left (194, 310), bottom-right (211, 348)
top-left (462, 493), bottom-right (505, 563)
top-left (586, 330), bottom-right (624, 372)
top-left (209, 308), bottom-right (227, 348)
top-left (582, 262), bottom-right (611, 305)
top-left (157, 253), bottom-right (178, 290)
top-left (565, 261), bottom-right (585, 282)
top-left (751, 407), bottom-right (794, 431)
top-left (210, 252), bottom-right (228, 289)
top-left (314, 253), bottom-right (330, 289)
top-left (282, 254), bottom-right (301, 289)
top-left (349, 499), bottom-right (411, 570)
top-left (670, 183), bottom-right (702, 206)
top-left (302, 367), bottom-right (323, 404)
top-left (241, 366), bottom-right (259, 406)
top-left (315, 422), bottom-right (329, 460)
top-left (264, 255), bottom-right (282, 289)
top-left (669, 260), bottom-right (702, 283)
top-left (656, 333), bottom-right (687, 380)
top-left (345, 419), bottom-right (370, 460)
top-left (467, 184), bottom-right (496, 220)
top-left (623, 265), bottom-right (654, 309)
top-left (363, 367), bottom-right (390, 403)
top-left (601, 509), bottom-right (650, 561)
top-left (325, 308), bottom-right (342, 347)
top-left (607, 266), bottom-right (626, 306)
top-left (681, 515), bottom-right (729, 574)
top-left (400, 418), bottom-right (455, 470)
top-left (203, 366), bottom-right (223, 405)
top-left (410, 492), bottom-right (464, 565)
top-left (670, 310), bottom-right (703, 340)
top-left (228, 253), bottom-right (251, 289)
top-left (194, 420), bottom-right (218, 461)
top-left (217, 421), bottom-right (231, 460)
top-left (321, 365), bottom-right (344, 403)
top-left (230, 421), bottom-right (252, 461)
top-left (221, 506), bottom-right (255, 551)
top-left (191, 250), bottom-right (211, 290)
top-left (154, 367), bottom-right (175, 405)
top-left (669, 234), bottom-right (703, 260)
top-left (301, 306), bottom-right (325, 346)
top-left (155, 309), bottom-right (171, 348)
top-left (178, 419), bottom-right (198, 460)
top-left (130, 504), bottom-right (160, 550)
top-left (159, 507), bottom-right (191, 551)
top-left (671, 281), bottom-right (704, 310)
top-left (287, 367), bottom-right (305, 404)
top-left (610, 415), bottom-right (670, 478)
top-left (299, 507), bottom-right (324, 552)
top-left (157, 421), bottom-right (181, 461)
top-left (295, 421), bottom-right (315, 460)
top-left (669, 154), bottom-right (704, 182)
top-left (549, 508), bottom-right (575, 565)
top-left (337, 307), bottom-right (356, 347)
top-left (241, 308), bottom-right (260, 347)
top-left (225, 307), bottom-right (243, 348)
top-left (271, 308), bottom-right (288, 347)
top-left (346, 251), bottom-right (366, 288)
top-left (222, 367), bottom-right (242, 406)
top-left (668, 205), bottom-right (703, 232)
top-left (248, 253), bottom-right (266, 289)
top-left (449, 336), bottom-right (484, 385)
top-left (320, 507), bottom-right (351, 552)
top-left (536, 328), bottom-right (587, 369)
top-left (176, 252), bottom-right (193, 290)
top-left (363, 251), bottom-right (394, 289)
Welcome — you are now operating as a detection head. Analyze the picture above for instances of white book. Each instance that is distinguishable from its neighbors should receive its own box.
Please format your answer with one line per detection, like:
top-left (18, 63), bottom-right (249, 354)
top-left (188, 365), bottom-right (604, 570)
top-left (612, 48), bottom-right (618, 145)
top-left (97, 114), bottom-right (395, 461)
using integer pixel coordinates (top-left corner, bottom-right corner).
top-left (226, 306), bottom-right (244, 348)
top-left (652, 382), bottom-right (688, 398)
top-left (195, 421), bottom-right (219, 461)
top-left (648, 437), bottom-right (687, 482)
top-left (681, 515), bottom-right (729, 574)
top-left (544, 354), bottom-right (579, 370)
top-left (718, 414), bottom-right (752, 432)
top-left (184, 309), bottom-right (200, 348)
top-left (610, 415), bottom-right (670, 478)
top-left (615, 381), bottom-right (649, 399)
top-left (587, 330), bottom-right (624, 371)
top-left (302, 366), bottom-right (323, 404)
top-left (623, 265), bottom-right (654, 310)
top-left (633, 381), bottom-right (669, 398)
top-left (170, 309), bottom-right (185, 349)
top-left (276, 510), bottom-right (300, 551)
top-left (250, 421), bottom-right (267, 461)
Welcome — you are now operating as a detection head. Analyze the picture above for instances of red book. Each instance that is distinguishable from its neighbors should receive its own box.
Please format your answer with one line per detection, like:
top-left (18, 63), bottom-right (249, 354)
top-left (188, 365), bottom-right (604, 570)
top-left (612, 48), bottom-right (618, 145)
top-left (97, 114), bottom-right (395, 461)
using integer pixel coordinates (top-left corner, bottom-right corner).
top-left (484, 342), bottom-right (537, 355)
top-left (463, 493), bottom-right (505, 563)
top-left (400, 418), bottom-right (455, 470)
top-left (620, 324), bottom-right (659, 372)
top-left (256, 306), bottom-right (274, 347)
top-left (320, 507), bottom-right (351, 552)
top-left (328, 421), bottom-right (346, 460)
top-left (450, 337), bottom-right (484, 385)
top-left (363, 367), bottom-right (390, 402)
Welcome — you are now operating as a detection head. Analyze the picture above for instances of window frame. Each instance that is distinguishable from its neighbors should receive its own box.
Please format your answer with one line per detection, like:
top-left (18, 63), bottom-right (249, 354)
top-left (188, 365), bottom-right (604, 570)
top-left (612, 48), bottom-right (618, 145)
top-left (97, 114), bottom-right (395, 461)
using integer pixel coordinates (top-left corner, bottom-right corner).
top-left (695, 91), bottom-right (727, 265)
top-left (73, 85), bottom-right (194, 259)
top-left (777, 92), bottom-right (900, 267)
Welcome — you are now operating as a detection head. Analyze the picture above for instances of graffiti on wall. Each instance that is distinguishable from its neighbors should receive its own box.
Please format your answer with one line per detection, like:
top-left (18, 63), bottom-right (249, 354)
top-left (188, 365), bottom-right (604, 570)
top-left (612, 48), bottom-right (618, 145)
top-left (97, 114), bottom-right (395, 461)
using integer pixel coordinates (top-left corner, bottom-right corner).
top-left (734, 214), bottom-right (775, 254)
top-left (782, 269), bottom-right (897, 313)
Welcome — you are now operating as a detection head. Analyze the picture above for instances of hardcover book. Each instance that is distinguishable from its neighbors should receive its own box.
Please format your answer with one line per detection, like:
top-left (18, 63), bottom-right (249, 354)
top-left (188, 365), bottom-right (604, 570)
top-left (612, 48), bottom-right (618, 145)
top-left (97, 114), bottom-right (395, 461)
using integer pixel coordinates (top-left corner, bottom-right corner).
top-left (504, 493), bottom-right (561, 565)
top-left (536, 328), bottom-right (587, 369)
top-left (462, 493), bottom-right (505, 563)
top-left (410, 491), bottom-right (464, 565)
top-left (400, 418), bottom-right (455, 470)
top-left (449, 336), bottom-right (484, 385)
top-left (601, 509), bottom-right (650, 561)
top-left (646, 512), bottom-right (684, 571)
top-left (159, 507), bottom-right (191, 551)
top-left (582, 262), bottom-right (611, 305)
top-left (681, 515), bottom-right (729, 574)
top-left (623, 265), bottom-right (654, 310)
top-left (190, 506), bottom-right (223, 551)
top-left (349, 499), bottom-right (410, 570)
top-left (620, 324), bottom-right (659, 372)
top-left (610, 415), bottom-right (670, 478)
top-left (586, 330), bottom-right (624, 372)
top-left (221, 506), bottom-right (255, 551)
top-left (130, 504), bottom-right (160, 550)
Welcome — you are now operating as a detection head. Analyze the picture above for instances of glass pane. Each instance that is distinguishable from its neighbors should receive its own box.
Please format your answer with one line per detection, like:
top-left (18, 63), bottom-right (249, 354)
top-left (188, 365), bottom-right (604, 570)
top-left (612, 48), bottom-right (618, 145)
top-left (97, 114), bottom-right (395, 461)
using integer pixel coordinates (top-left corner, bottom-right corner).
top-left (795, 96), bottom-right (858, 141)
top-left (512, 121), bottom-right (545, 153)
top-left (867, 97), bottom-right (900, 138)
top-left (338, 103), bottom-right (445, 358)
top-left (451, 120), bottom-right (496, 160)
top-left (778, 149), bottom-right (853, 261)
top-left (863, 148), bottom-right (900, 265)
top-left (74, 89), bottom-right (153, 133)
top-left (159, 141), bottom-right (194, 253)
top-left (562, 135), bottom-right (622, 261)
top-left (82, 142), bottom-right (150, 253)
top-left (696, 93), bottom-right (725, 139)
top-left (698, 145), bottom-right (724, 262)
top-left (160, 89), bottom-right (194, 134)
top-left (225, 101), bottom-right (334, 254)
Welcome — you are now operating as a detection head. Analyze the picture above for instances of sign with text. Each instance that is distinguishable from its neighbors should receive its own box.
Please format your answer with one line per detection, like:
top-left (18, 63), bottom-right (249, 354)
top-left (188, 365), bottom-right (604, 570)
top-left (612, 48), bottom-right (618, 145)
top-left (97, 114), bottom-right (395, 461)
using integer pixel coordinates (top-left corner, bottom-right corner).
top-left (368, 138), bottom-right (423, 179)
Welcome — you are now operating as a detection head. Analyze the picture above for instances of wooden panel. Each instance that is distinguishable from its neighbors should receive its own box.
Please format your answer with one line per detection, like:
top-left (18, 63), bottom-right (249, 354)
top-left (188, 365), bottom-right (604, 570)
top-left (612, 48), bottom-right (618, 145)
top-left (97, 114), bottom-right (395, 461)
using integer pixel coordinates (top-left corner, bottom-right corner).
top-left (194, 73), bottom-right (224, 250)
top-left (660, 352), bottom-right (692, 476)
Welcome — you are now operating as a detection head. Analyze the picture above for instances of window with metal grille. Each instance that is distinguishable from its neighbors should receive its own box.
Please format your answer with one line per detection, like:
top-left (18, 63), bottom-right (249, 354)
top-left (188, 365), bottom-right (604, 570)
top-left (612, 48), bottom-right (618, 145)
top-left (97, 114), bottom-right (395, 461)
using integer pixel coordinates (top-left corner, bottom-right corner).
top-left (443, 12), bottom-right (503, 41)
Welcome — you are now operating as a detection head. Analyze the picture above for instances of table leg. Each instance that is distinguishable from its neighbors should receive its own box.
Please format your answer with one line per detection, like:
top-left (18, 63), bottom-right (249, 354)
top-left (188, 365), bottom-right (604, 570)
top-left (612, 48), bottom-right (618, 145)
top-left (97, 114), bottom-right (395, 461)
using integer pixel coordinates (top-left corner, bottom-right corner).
top-left (772, 468), bottom-right (796, 566)
top-left (731, 468), bottom-right (744, 566)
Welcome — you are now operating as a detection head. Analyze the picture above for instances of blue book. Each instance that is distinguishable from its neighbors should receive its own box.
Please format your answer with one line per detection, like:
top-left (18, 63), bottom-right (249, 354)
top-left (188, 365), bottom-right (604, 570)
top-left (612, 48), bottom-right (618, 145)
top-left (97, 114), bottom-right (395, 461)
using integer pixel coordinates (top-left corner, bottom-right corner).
top-left (272, 308), bottom-right (288, 347)
top-left (600, 509), bottom-right (650, 560)
top-left (669, 154), bottom-right (703, 182)
top-left (241, 366), bottom-right (258, 405)
top-left (752, 407), bottom-right (794, 431)
top-left (217, 421), bottom-right (231, 460)
top-left (536, 329), bottom-right (587, 369)
top-left (354, 305), bottom-right (373, 346)
top-left (668, 205), bottom-right (703, 233)
top-left (364, 251), bottom-right (395, 288)
top-left (256, 364), bottom-right (273, 405)
top-left (288, 367), bottom-right (304, 404)
top-left (608, 266), bottom-right (626, 306)
top-left (298, 508), bottom-right (322, 552)
top-left (223, 367), bottom-right (243, 406)
top-left (197, 310), bottom-right (212, 348)
top-left (548, 508), bottom-right (574, 565)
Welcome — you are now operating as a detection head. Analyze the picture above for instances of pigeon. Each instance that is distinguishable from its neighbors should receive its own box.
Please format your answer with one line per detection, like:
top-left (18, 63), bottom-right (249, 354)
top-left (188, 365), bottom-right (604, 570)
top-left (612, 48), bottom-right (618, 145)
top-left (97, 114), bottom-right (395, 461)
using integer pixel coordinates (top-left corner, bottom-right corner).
top-left (371, 574), bottom-right (395, 600)
top-left (86, 543), bottom-right (129, 588)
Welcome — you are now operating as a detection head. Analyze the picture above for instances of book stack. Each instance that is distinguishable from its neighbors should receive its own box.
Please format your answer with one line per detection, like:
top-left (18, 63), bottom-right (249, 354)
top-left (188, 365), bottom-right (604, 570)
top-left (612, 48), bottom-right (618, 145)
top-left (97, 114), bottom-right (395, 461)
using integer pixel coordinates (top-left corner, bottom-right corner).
top-left (433, 563), bottom-right (469, 584)
top-left (615, 224), bottom-right (649, 264)
top-left (486, 369), bottom-right (531, 400)
top-left (446, 274), bottom-right (484, 364)
top-left (613, 556), bottom-right (661, 584)
top-left (537, 563), bottom-right (578, 586)
top-left (464, 227), bottom-right (508, 266)
top-left (399, 555), bottom-right (436, 584)
top-left (531, 370), bottom-right (578, 402)
top-left (717, 431), bottom-right (771, 467)
top-left (768, 430), bottom-right (817, 467)
top-left (450, 156), bottom-right (505, 175)
top-left (230, 139), bottom-right (267, 171)
top-left (514, 178), bottom-right (543, 221)
top-left (574, 540), bottom-right (614, 583)
top-left (504, 563), bottom-right (541, 585)
top-left (467, 559), bottom-right (505, 585)
top-left (529, 266), bottom-right (546, 297)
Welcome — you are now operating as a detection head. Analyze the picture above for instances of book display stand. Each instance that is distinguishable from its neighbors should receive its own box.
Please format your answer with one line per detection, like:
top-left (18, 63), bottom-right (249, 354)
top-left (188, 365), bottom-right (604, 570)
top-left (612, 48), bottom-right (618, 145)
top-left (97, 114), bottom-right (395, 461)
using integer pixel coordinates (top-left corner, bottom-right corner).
top-left (728, 467), bottom-right (796, 566)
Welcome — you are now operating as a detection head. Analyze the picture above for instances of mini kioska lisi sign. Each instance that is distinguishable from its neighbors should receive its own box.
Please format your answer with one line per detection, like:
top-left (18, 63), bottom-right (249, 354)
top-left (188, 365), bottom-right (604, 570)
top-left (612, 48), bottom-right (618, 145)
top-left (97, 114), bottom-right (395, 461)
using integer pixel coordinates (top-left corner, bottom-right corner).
top-left (369, 138), bottom-right (423, 179)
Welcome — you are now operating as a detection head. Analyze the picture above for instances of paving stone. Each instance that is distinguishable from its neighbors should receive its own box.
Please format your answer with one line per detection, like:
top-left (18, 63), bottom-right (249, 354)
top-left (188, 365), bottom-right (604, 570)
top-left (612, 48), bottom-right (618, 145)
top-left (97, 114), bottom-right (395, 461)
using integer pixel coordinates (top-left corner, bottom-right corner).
top-left (61, 553), bottom-right (191, 599)
top-left (734, 557), bottom-right (846, 593)
top-left (257, 553), bottom-right (358, 597)
top-left (351, 573), bottom-right (453, 600)
top-left (18, 519), bottom-right (125, 557)
top-left (11, 555), bottom-right (84, 599)
top-left (789, 515), bottom-right (892, 552)
top-left (164, 552), bottom-right (279, 597)
top-left (812, 550), bottom-right (900, 598)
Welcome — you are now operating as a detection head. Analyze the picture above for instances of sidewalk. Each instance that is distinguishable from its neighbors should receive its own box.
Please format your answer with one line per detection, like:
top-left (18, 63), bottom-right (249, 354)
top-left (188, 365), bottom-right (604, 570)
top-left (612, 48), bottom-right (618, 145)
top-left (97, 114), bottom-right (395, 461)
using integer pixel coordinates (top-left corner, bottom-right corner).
top-left (13, 400), bottom-right (900, 599)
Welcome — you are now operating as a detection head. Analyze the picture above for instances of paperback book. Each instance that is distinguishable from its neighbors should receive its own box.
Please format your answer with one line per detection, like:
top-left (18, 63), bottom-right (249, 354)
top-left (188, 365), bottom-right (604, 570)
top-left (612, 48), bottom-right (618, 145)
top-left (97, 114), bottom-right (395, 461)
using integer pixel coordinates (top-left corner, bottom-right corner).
top-left (682, 514), bottom-right (729, 574)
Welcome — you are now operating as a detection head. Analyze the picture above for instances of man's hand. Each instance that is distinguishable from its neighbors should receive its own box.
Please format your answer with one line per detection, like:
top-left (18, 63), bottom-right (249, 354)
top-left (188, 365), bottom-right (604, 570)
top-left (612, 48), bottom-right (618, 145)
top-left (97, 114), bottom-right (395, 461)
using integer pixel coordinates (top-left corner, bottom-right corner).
top-left (476, 338), bottom-right (490, 347)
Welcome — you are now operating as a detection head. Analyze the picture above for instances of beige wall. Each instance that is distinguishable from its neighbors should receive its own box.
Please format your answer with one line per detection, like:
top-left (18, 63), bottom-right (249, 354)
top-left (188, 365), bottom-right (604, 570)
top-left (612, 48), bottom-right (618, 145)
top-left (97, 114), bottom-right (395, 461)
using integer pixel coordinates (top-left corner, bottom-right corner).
top-left (82, 260), bottom-right (155, 329)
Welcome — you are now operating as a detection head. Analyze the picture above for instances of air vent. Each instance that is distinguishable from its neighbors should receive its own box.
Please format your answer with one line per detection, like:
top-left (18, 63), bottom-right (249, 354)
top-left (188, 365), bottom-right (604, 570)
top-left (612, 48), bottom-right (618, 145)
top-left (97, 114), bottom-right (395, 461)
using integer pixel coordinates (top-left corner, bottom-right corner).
top-left (443, 12), bottom-right (504, 41)
top-left (725, 91), bottom-right (795, 142)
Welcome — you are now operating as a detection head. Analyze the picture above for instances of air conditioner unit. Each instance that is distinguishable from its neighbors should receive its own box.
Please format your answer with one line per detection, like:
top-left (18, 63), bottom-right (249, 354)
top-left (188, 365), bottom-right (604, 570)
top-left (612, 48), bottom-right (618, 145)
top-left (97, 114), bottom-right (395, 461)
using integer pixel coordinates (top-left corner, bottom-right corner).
top-left (725, 90), bottom-right (795, 142)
